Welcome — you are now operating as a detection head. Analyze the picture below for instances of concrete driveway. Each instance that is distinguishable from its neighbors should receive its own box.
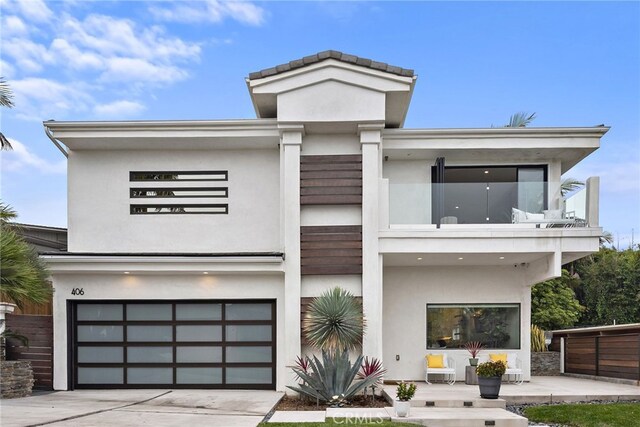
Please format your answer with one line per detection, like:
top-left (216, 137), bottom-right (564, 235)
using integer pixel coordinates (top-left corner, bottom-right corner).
top-left (1, 389), bottom-right (283, 427)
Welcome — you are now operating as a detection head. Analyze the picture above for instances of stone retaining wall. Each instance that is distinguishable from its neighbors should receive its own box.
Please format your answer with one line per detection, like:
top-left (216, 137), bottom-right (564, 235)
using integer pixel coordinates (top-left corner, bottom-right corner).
top-left (531, 351), bottom-right (561, 376)
top-left (1, 360), bottom-right (34, 398)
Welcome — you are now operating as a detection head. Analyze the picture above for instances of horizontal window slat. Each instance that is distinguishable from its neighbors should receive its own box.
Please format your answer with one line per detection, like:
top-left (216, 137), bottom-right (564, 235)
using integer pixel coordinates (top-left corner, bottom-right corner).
top-left (300, 155), bottom-right (362, 164)
top-left (130, 171), bottom-right (228, 182)
top-left (131, 188), bottom-right (228, 198)
top-left (130, 204), bottom-right (228, 215)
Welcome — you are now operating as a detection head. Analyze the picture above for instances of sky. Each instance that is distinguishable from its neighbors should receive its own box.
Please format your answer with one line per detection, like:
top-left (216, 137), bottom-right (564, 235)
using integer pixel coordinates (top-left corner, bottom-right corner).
top-left (1, 0), bottom-right (639, 248)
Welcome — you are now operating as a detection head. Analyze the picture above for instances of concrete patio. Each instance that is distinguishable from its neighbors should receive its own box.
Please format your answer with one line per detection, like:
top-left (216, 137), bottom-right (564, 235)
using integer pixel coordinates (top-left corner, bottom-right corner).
top-left (383, 375), bottom-right (640, 405)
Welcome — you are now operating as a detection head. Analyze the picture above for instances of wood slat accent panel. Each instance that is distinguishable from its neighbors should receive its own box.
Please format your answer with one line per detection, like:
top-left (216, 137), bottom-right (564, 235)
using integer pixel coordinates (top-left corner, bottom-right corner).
top-left (564, 333), bottom-right (640, 381)
top-left (301, 225), bottom-right (362, 275)
top-left (300, 155), bottom-right (362, 205)
top-left (300, 297), bottom-right (363, 344)
top-left (5, 314), bottom-right (53, 390)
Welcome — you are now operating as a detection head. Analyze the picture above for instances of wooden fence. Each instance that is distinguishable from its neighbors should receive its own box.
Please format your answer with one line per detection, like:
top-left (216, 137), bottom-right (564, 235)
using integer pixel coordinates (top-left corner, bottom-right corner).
top-left (564, 333), bottom-right (640, 381)
top-left (5, 314), bottom-right (53, 390)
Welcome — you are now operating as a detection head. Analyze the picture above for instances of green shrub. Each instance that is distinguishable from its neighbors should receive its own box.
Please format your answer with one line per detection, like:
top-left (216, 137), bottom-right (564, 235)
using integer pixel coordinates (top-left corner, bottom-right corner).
top-left (476, 360), bottom-right (506, 377)
top-left (395, 381), bottom-right (416, 401)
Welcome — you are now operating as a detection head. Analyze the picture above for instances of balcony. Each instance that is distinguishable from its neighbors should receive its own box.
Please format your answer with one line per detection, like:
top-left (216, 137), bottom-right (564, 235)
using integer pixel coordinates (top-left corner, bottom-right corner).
top-left (383, 178), bottom-right (599, 230)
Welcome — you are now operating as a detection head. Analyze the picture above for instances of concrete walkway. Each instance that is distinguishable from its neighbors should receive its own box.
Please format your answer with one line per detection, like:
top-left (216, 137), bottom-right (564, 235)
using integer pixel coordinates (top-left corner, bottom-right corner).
top-left (0, 389), bottom-right (283, 427)
top-left (383, 376), bottom-right (640, 405)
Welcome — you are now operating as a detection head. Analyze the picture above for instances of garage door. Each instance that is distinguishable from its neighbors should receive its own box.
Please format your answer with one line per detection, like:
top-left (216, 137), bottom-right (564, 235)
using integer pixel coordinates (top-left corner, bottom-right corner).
top-left (71, 300), bottom-right (275, 389)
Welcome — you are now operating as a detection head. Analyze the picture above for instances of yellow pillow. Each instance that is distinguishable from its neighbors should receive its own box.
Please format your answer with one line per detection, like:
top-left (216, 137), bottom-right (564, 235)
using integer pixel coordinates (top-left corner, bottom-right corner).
top-left (426, 354), bottom-right (444, 368)
top-left (489, 353), bottom-right (507, 364)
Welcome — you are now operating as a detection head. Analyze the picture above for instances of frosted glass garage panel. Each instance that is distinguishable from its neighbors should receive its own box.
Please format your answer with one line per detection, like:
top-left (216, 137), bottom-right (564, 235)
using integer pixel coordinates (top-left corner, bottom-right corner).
top-left (77, 346), bottom-right (123, 363)
top-left (176, 304), bottom-right (221, 320)
top-left (226, 367), bottom-right (272, 384)
top-left (126, 304), bottom-right (172, 321)
top-left (127, 326), bottom-right (172, 342)
top-left (226, 325), bottom-right (271, 342)
top-left (77, 325), bottom-right (123, 342)
top-left (226, 346), bottom-right (272, 363)
top-left (176, 346), bottom-right (221, 363)
top-left (78, 367), bottom-right (123, 384)
top-left (176, 368), bottom-right (222, 384)
top-left (225, 303), bottom-right (272, 320)
top-left (127, 368), bottom-right (173, 384)
top-left (77, 304), bottom-right (123, 321)
top-left (176, 325), bottom-right (221, 342)
top-left (128, 346), bottom-right (173, 363)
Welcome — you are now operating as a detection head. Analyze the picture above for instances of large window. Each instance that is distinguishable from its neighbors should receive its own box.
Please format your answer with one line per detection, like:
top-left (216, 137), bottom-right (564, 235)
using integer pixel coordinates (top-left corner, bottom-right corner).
top-left (426, 304), bottom-right (520, 349)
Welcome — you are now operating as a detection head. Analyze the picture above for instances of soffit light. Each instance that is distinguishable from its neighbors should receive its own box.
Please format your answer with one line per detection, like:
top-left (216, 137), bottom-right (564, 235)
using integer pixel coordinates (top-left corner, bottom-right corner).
top-left (458, 257), bottom-right (464, 260)
top-left (123, 271), bottom-right (130, 275)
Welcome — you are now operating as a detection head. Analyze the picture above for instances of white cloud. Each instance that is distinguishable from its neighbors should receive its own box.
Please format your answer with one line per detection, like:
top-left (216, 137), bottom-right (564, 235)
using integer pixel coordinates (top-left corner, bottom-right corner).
top-left (2, 37), bottom-right (55, 73)
top-left (0, 60), bottom-right (16, 78)
top-left (11, 0), bottom-right (53, 22)
top-left (102, 57), bottom-right (189, 84)
top-left (10, 77), bottom-right (93, 120)
top-left (94, 100), bottom-right (146, 118)
top-left (149, 0), bottom-right (265, 26)
top-left (2, 15), bottom-right (28, 37)
top-left (2, 7), bottom-right (205, 119)
top-left (1, 138), bottom-right (66, 174)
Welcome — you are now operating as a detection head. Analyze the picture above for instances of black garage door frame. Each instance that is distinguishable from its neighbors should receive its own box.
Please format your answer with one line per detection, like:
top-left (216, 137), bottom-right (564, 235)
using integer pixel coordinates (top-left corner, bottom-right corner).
top-left (67, 299), bottom-right (276, 390)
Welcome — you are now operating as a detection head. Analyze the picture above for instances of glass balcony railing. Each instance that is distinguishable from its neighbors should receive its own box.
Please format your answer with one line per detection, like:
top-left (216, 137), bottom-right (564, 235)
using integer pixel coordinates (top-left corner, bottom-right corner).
top-left (388, 181), bottom-right (590, 227)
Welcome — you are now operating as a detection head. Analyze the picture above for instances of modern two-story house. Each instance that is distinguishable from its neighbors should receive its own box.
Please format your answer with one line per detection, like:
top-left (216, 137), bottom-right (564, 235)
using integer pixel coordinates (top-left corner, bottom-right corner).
top-left (42, 51), bottom-right (606, 391)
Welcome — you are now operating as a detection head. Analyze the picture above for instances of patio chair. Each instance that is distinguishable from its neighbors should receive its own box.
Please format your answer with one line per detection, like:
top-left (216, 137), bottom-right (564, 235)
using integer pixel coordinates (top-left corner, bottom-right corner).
top-left (483, 353), bottom-right (524, 385)
top-left (424, 353), bottom-right (456, 385)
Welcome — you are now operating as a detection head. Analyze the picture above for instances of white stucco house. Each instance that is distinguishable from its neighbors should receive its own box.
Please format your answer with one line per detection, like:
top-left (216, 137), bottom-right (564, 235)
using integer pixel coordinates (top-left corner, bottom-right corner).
top-left (42, 51), bottom-right (606, 391)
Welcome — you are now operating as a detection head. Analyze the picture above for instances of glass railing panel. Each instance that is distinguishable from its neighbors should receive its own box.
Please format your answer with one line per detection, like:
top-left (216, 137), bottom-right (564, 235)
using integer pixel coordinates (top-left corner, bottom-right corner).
top-left (386, 181), bottom-right (589, 226)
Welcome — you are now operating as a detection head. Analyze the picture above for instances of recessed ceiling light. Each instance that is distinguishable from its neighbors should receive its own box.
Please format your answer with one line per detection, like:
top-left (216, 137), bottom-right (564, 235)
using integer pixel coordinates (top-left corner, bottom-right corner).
top-left (123, 271), bottom-right (130, 275)
top-left (499, 256), bottom-right (505, 260)
top-left (203, 272), bottom-right (209, 275)
top-left (455, 206), bottom-right (459, 209)
top-left (484, 170), bottom-right (489, 174)
top-left (417, 257), bottom-right (423, 260)
top-left (458, 257), bottom-right (464, 260)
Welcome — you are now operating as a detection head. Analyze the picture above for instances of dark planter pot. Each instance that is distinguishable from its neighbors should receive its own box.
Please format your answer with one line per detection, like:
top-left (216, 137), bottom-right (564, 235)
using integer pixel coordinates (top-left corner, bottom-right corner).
top-left (478, 376), bottom-right (502, 399)
top-left (469, 358), bottom-right (479, 366)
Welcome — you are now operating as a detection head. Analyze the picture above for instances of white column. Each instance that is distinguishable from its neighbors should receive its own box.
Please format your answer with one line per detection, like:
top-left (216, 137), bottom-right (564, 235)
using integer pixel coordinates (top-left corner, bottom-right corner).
top-left (359, 124), bottom-right (383, 360)
top-left (280, 126), bottom-right (303, 391)
top-left (586, 176), bottom-right (600, 227)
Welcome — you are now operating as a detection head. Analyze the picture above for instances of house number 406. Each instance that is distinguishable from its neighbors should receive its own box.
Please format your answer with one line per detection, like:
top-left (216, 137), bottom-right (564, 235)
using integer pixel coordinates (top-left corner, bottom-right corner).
top-left (71, 288), bottom-right (84, 296)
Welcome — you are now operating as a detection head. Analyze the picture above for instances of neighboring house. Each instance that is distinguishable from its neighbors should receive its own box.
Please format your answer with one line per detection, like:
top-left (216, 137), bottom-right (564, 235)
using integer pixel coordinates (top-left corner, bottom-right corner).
top-left (14, 223), bottom-right (67, 253)
top-left (41, 51), bottom-right (606, 391)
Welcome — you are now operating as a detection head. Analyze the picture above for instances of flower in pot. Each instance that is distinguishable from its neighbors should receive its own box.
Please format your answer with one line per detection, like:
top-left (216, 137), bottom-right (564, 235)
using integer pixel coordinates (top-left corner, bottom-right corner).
top-left (464, 341), bottom-right (484, 366)
top-left (476, 360), bottom-right (506, 399)
top-left (395, 381), bottom-right (416, 417)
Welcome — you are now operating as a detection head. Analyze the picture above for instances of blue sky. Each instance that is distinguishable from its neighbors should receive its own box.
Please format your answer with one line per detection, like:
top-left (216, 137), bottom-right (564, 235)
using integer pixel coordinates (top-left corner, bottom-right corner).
top-left (1, 1), bottom-right (639, 247)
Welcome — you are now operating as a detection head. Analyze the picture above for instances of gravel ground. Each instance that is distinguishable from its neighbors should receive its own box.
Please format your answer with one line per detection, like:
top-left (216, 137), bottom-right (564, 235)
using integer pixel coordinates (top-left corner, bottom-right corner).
top-left (506, 399), bottom-right (640, 427)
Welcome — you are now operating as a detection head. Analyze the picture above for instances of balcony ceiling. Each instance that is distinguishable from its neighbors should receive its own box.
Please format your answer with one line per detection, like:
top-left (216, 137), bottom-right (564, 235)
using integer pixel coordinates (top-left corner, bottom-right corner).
top-left (383, 252), bottom-right (549, 267)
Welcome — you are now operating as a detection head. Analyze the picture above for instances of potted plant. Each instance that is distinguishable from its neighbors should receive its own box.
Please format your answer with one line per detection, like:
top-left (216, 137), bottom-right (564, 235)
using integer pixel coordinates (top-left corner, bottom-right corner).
top-left (395, 381), bottom-right (416, 417)
top-left (476, 360), bottom-right (506, 399)
top-left (464, 341), bottom-right (484, 366)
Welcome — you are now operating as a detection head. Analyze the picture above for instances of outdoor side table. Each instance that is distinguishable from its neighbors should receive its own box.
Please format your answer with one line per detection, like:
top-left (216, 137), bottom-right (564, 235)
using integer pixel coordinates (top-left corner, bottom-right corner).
top-left (465, 365), bottom-right (478, 385)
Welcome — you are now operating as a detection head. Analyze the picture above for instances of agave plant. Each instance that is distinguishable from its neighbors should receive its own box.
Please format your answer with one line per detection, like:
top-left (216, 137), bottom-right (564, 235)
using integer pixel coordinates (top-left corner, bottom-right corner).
top-left (287, 349), bottom-right (379, 407)
top-left (357, 356), bottom-right (386, 400)
top-left (302, 287), bottom-right (365, 353)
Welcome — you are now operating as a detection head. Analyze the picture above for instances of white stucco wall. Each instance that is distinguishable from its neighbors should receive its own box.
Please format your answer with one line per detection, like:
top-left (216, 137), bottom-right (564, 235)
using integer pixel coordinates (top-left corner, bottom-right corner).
top-left (382, 265), bottom-right (531, 382)
top-left (67, 149), bottom-right (280, 253)
top-left (52, 273), bottom-right (286, 391)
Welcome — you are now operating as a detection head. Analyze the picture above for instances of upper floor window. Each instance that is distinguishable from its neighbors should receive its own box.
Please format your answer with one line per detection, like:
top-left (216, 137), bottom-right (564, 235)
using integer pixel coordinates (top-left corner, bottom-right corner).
top-left (129, 171), bottom-right (229, 215)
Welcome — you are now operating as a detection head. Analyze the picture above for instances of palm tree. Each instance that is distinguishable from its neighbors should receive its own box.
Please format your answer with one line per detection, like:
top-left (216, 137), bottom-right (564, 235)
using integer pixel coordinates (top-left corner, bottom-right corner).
top-left (505, 112), bottom-right (537, 128)
top-left (302, 287), bottom-right (365, 353)
top-left (0, 77), bottom-right (15, 150)
top-left (0, 202), bottom-right (52, 309)
top-left (561, 178), bottom-right (585, 197)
